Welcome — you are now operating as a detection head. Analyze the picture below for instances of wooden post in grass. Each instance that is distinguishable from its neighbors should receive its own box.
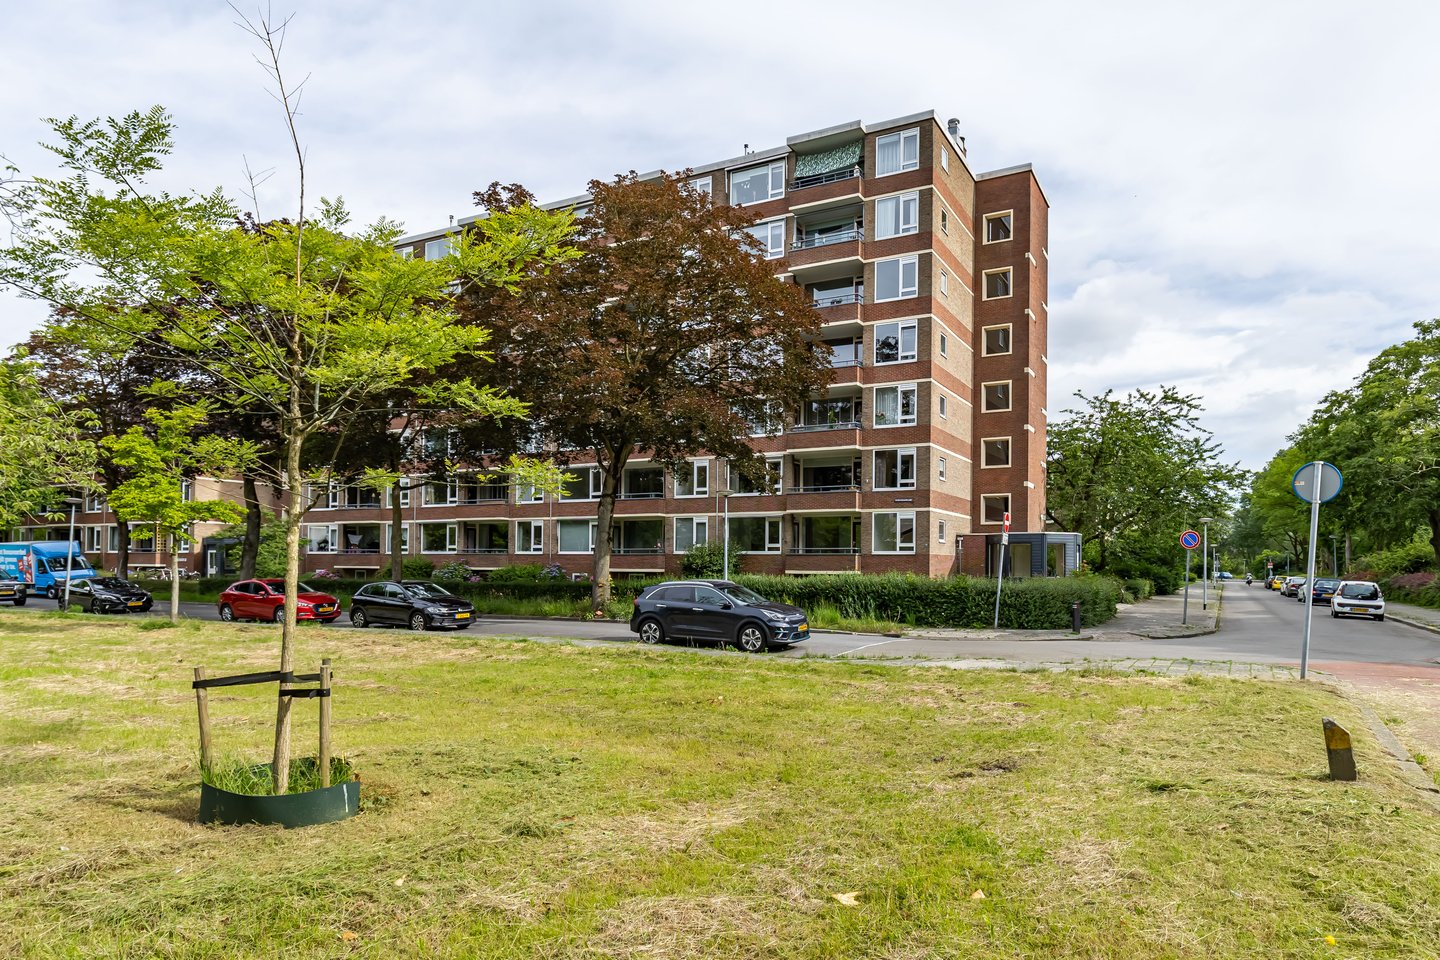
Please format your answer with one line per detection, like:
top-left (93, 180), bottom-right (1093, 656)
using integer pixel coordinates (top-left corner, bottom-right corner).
top-left (1323, 718), bottom-right (1357, 781)
top-left (193, 666), bottom-right (213, 775)
top-left (319, 658), bottom-right (332, 788)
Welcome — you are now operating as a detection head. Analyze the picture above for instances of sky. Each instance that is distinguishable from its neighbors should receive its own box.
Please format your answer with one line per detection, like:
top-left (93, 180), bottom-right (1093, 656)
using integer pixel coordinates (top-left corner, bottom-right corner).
top-left (3, 0), bottom-right (1437, 471)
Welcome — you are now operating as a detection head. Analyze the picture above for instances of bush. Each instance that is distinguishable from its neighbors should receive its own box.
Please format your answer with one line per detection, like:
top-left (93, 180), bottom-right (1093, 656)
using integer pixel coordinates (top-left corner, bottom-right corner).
top-left (680, 540), bottom-right (727, 579)
top-left (433, 561), bottom-right (474, 583)
top-left (486, 564), bottom-right (563, 582)
top-left (402, 556), bottom-right (436, 580)
top-left (1356, 540), bottom-right (1435, 580)
top-left (1123, 578), bottom-right (1156, 602)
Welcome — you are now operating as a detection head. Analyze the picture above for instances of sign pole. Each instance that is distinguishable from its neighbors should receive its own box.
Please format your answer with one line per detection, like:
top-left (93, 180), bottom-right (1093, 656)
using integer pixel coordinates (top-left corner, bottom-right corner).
top-left (992, 512), bottom-right (1010, 629)
top-left (1300, 462), bottom-right (1322, 679)
top-left (1182, 548), bottom-right (1191, 625)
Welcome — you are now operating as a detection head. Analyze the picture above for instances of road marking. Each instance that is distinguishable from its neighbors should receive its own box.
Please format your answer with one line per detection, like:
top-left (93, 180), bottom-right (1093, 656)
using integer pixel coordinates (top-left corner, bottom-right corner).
top-left (837, 638), bottom-right (907, 656)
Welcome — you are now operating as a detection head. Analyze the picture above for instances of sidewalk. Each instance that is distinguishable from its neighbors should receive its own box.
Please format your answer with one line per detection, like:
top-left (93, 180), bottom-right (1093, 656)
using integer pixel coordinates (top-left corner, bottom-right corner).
top-left (900, 587), bottom-right (1222, 644)
top-left (1382, 599), bottom-right (1440, 635)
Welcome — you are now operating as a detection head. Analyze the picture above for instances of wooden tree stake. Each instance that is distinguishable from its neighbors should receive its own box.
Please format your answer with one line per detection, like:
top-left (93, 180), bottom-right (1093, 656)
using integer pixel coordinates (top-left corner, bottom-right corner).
top-left (193, 666), bottom-right (213, 775)
top-left (1323, 718), bottom-right (1357, 781)
top-left (319, 658), bottom-right (332, 788)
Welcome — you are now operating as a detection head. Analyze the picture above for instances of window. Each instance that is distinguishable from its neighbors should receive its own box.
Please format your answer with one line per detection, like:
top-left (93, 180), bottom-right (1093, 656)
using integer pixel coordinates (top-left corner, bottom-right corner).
top-left (938, 394), bottom-right (948, 418)
top-left (874, 255), bottom-right (918, 302)
top-left (674, 517), bottom-right (709, 553)
top-left (941, 147), bottom-right (949, 171)
top-left (982, 494), bottom-right (1011, 525)
top-left (744, 218), bottom-right (786, 259)
top-left (424, 236), bottom-right (454, 260)
top-left (873, 449), bottom-right (916, 489)
top-left (939, 332), bottom-right (949, 357)
top-left (873, 512), bottom-right (916, 553)
top-left (982, 437), bottom-right (1012, 468)
top-left (382, 522), bottom-right (410, 553)
top-left (729, 516), bottom-right (782, 553)
top-left (421, 522), bottom-right (457, 553)
top-left (938, 457), bottom-right (947, 480)
top-left (106, 526), bottom-right (120, 552)
top-left (518, 520), bottom-right (544, 553)
top-left (984, 212), bottom-right (1013, 243)
top-left (984, 268), bottom-right (1013, 300)
top-left (515, 482), bottom-right (544, 504)
top-left (939, 270), bottom-right (948, 296)
top-left (982, 324), bottom-right (1012, 356)
top-left (385, 483), bottom-right (412, 508)
top-left (940, 209), bottom-right (949, 235)
top-left (874, 193), bottom-right (918, 239)
top-left (396, 246), bottom-right (413, 259)
top-left (729, 160), bottom-right (785, 205)
top-left (85, 526), bottom-right (102, 551)
top-left (874, 319), bottom-right (918, 364)
top-left (562, 467), bottom-right (603, 501)
top-left (690, 175), bottom-right (712, 194)
top-left (938, 520), bottom-right (947, 542)
top-left (674, 461), bottom-right (709, 497)
top-left (424, 479), bottom-right (457, 506)
top-left (874, 385), bottom-right (918, 427)
top-left (307, 524), bottom-right (338, 554)
top-left (733, 457), bottom-right (782, 495)
top-left (876, 128), bottom-right (920, 176)
top-left (558, 520), bottom-right (596, 554)
top-left (180, 479), bottom-right (194, 502)
top-left (982, 381), bottom-right (1013, 412)
top-left (85, 493), bottom-right (106, 513)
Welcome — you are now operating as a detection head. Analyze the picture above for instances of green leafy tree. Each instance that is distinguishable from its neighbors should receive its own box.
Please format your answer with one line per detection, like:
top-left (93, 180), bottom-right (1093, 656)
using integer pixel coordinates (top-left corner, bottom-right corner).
top-left (1045, 387), bottom-right (1244, 586)
top-left (463, 175), bottom-right (829, 605)
top-left (104, 402), bottom-right (250, 622)
top-left (0, 18), bottom-right (575, 792)
top-left (0, 355), bottom-right (99, 532)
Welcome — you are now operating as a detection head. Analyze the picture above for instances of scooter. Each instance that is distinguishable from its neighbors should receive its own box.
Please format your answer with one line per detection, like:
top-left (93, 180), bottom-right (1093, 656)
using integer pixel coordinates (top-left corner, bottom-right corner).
top-left (1245, 574), bottom-right (1253, 586)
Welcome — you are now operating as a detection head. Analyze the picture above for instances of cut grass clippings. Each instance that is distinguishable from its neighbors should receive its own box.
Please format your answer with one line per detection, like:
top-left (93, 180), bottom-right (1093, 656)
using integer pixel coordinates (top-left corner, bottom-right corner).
top-left (1, 609), bottom-right (1438, 958)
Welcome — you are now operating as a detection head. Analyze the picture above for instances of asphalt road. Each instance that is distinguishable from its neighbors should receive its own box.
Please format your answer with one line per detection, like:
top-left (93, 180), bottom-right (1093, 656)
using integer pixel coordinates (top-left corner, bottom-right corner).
top-left (121, 585), bottom-right (1440, 668)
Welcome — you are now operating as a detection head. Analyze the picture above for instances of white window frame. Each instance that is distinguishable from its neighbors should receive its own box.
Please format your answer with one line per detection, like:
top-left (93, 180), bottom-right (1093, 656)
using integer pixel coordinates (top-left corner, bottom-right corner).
top-left (515, 482), bottom-right (544, 504)
top-left (873, 511), bottom-right (917, 554)
top-left (562, 466), bottom-right (602, 501)
top-left (874, 384), bottom-right (918, 428)
top-left (690, 175), bottom-right (713, 194)
top-left (982, 324), bottom-right (1013, 357)
top-left (981, 494), bottom-right (1012, 526)
top-left (85, 526), bottom-right (103, 552)
top-left (941, 147), bottom-right (949, 171)
top-left (939, 394), bottom-right (948, 419)
top-left (983, 267), bottom-right (1013, 301)
top-left (396, 246), bottom-right (413, 259)
top-left (940, 208), bottom-right (949, 235)
top-left (85, 493), bottom-right (107, 513)
top-left (938, 519), bottom-right (947, 543)
top-left (674, 516), bottom-right (709, 553)
top-left (874, 255), bottom-right (919, 303)
top-left (518, 520), bottom-right (544, 554)
top-left (938, 457), bottom-right (947, 481)
top-left (382, 522), bottom-right (410, 554)
top-left (728, 160), bottom-right (785, 205)
top-left (983, 211), bottom-right (1014, 244)
top-left (981, 436), bottom-right (1013, 469)
top-left (875, 128), bottom-right (920, 177)
top-left (873, 319), bottom-right (918, 365)
top-left (939, 269), bottom-right (948, 296)
top-left (385, 483), bottom-right (413, 508)
top-left (939, 332), bottom-right (949, 357)
top-left (675, 461), bottom-right (710, 498)
top-left (557, 519), bottom-right (597, 554)
top-left (306, 523), bottom-right (338, 554)
top-left (424, 236), bottom-right (454, 260)
top-left (873, 448), bottom-right (917, 490)
top-left (982, 380), bottom-right (1013, 413)
top-left (424, 479), bottom-right (458, 506)
top-left (419, 522), bottom-right (457, 554)
top-left (874, 192), bottom-right (919, 240)
top-left (746, 218), bottom-right (786, 259)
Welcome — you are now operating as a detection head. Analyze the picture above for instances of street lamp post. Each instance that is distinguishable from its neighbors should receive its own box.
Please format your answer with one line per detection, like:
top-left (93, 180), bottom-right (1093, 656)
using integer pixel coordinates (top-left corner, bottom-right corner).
top-left (62, 496), bottom-right (82, 610)
top-left (1199, 517), bottom-right (1212, 610)
top-left (1329, 534), bottom-right (1339, 576)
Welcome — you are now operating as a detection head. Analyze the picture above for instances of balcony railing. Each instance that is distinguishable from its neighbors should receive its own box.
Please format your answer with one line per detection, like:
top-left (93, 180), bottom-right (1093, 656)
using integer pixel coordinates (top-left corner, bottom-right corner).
top-left (612, 546), bottom-right (663, 555)
top-left (463, 548), bottom-right (508, 555)
top-left (617, 490), bottom-right (664, 500)
top-left (791, 420), bottom-right (861, 433)
top-left (457, 493), bottom-right (509, 504)
top-left (790, 166), bottom-right (862, 191)
top-left (788, 484), bottom-right (860, 494)
top-left (830, 358), bottom-right (862, 368)
top-left (792, 227), bottom-right (862, 251)
top-left (788, 546), bottom-right (861, 555)
top-left (811, 292), bottom-right (863, 308)
top-left (339, 546), bottom-right (383, 554)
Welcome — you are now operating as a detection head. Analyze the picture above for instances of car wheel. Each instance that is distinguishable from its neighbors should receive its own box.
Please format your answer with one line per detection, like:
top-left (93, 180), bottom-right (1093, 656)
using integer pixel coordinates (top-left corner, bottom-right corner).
top-left (1375, 614), bottom-right (1385, 622)
top-left (409, 612), bottom-right (428, 632)
top-left (46, 585), bottom-right (58, 600)
top-left (736, 623), bottom-right (767, 653)
top-left (352, 608), bottom-right (369, 629)
top-left (637, 618), bottom-right (664, 645)
top-left (219, 604), bottom-right (235, 622)
top-left (272, 607), bottom-right (285, 624)
top-left (12, 596), bottom-right (24, 607)
top-left (1330, 610), bottom-right (1338, 618)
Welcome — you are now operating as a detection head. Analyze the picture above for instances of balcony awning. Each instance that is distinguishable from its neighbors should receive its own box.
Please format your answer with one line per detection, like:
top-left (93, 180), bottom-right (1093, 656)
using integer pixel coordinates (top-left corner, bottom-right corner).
top-left (794, 142), bottom-right (862, 179)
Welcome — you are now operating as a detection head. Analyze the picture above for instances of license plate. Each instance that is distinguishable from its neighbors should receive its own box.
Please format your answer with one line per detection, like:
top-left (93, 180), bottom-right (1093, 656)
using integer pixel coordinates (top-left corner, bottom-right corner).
top-left (797, 624), bottom-right (808, 633)
top-left (455, 611), bottom-right (471, 619)
top-left (0, 589), bottom-right (13, 596)
top-left (316, 606), bottom-right (334, 613)
top-left (127, 601), bottom-right (144, 607)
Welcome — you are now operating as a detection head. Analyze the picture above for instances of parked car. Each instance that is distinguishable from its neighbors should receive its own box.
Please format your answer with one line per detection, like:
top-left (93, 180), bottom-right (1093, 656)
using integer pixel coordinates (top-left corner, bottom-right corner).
top-left (1309, 578), bottom-right (1342, 606)
top-left (1281, 576), bottom-right (1306, 597)
top-left (1218, 572), bottom-right (1234, 580)
top-left (217, 578), bottom-right (341, 624)
top-left (64, 576), bottom-right (153, 614)
top-left (1267, 574), bottom-right (1286, 590)
top-left (349, 580), bottom-right (476, 631)
top-left (0, 578), bottom-right (27, 606)
top-left (1331, 581), bottom-right (1385, 621)
top-left (629, 579), bottom-right (810, 653)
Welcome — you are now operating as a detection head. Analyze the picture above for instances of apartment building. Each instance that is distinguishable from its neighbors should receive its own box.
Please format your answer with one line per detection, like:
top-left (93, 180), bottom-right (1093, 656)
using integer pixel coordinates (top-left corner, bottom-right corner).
top-left (301, 110), bottom-right (1077, 581)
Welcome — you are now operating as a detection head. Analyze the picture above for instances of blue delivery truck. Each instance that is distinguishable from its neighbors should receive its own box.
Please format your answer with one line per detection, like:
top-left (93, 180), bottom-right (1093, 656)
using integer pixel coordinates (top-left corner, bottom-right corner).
top-left (0, 541), bottom-right (98, 599)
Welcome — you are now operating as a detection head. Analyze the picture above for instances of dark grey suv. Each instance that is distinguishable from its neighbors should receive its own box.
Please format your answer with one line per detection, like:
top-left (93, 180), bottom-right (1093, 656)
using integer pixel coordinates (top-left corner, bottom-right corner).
top-left (629, 580), bottom-right (810, 653)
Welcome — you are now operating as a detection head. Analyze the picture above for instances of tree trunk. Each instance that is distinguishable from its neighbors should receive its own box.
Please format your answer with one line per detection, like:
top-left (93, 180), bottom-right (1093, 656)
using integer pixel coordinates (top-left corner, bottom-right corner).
top-left (117, 521), bottom-right (130, 580)
top-left (390, 481), bottom-right (405, 580)
top-left (271, 430), bottom-right (303, 796)
top-left (591, 450), bottom-right (629, 608)
top-left (169, 533), bottom-right (181, 625)
top-left (1429, 508), bottom-right (1440, 570)
top-left (240, 473), bottom-right (262, 579)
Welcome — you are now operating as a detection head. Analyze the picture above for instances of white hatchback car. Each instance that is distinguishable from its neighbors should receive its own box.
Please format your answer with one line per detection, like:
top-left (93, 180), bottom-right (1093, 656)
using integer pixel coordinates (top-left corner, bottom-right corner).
top-left (1331, 581), bottom-right (1385, 622)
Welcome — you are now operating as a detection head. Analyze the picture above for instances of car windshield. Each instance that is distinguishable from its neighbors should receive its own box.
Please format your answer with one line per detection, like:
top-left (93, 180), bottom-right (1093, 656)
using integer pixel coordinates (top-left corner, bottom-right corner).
top-left (1339, 584), bottom-right (1381, 600)
top-left (1315, 579), bottom-right (1340, 589)
top-left (405, 582), bottom-right (454, 598)
top-left (265, 581), bottom-right (321, 594)
top-left (92, 577), bottom-right (134, 589)
top-left (720, 583), bottom-right (769, 605)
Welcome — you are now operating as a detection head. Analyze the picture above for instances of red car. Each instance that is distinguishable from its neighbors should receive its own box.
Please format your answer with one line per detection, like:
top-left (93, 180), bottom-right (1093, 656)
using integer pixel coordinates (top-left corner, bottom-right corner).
top-left (217, 578), bottom-right (342, 624)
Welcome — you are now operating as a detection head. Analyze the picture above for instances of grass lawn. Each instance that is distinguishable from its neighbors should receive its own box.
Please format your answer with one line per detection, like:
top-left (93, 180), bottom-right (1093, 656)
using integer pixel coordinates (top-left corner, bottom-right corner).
top-left (1, 611), bottom-right (1438, 958)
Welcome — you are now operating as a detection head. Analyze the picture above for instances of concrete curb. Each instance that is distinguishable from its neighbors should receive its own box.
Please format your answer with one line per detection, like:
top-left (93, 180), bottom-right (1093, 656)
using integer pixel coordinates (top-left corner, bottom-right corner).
top-left (1385, 614), bottom-right (1440, 638)
top-left (1350, 699), bottom-right (1440, 812)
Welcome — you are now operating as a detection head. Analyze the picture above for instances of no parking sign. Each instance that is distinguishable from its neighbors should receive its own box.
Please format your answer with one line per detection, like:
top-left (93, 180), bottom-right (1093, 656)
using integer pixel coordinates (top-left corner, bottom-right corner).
top-left (1180, 530), bottom-right (1200, 550)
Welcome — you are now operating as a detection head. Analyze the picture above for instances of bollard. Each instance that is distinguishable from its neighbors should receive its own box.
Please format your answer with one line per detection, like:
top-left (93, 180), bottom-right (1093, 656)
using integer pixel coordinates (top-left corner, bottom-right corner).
top-left (1070, 601), bottom-right (1082, 633)
top-left (1322, 718), bottom-right (1357, 781)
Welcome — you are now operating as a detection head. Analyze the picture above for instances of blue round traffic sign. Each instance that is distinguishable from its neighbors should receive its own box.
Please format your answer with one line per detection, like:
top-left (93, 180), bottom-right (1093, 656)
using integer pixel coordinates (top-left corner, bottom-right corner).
top-left (1180, 530), bottom-right (1200, 549)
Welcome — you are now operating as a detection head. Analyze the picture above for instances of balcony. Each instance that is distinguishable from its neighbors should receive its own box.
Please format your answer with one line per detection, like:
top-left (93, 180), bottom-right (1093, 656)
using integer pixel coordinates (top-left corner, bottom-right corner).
top-left (788, 483), bottom-right (860, 494)
top-left (792, 226), bottom-right (862, 251)
top-left (790, 420), bottom-right (861, 433)
top-left (811, 292), bottom-right (862, 309)
top-left (788, 546), bottom-right (861, 555)
top-left (791, 166), bottom-right (861, 191)
top-left (612, 546), bottom-right (663, 555)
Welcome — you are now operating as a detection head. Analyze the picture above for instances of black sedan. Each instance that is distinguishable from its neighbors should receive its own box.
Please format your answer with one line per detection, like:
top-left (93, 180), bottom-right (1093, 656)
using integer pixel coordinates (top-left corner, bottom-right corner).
top-left (629, 579), bottom-right (810, 653)
top-left (349, 580), bottom-right (476, 631)
top-left (64, 577), bottom-right (154, 614)
top-left (0, 579), bottom-right (27, 606)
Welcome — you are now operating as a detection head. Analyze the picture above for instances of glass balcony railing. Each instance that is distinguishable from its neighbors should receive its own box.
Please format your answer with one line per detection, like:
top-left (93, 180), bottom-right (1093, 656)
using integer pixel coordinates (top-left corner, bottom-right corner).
top-left (788, 546), bottom-right (861, 555)
top-left (790, 166), bottom-right (862, 191)
top-left (791, 420), bottom-right (861, 433)
top-left (792, 227), bottom-right (863, 251)
top-left (811, 292), bottom-right (863, 308)
top-left (787, 483), bottom-right (860, 494)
